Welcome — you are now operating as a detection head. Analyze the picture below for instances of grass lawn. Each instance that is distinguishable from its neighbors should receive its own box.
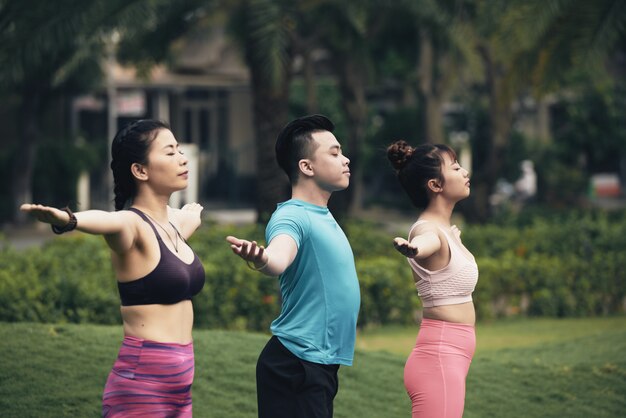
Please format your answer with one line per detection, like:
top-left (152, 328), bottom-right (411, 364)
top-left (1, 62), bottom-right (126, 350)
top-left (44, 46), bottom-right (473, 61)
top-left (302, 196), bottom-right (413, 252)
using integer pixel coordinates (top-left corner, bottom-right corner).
top-left (357, 317), bottom-right (626, 418)
top-left (1, 317), bottom-right (625, 417)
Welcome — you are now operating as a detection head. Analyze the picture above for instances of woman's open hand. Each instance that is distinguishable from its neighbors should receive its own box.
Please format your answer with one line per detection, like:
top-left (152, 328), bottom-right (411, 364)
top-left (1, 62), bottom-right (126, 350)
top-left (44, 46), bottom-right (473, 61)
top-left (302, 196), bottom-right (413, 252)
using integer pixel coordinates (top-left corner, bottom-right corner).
top-left (20, 204), bottom-right (70, 227)
top-left (393, 237), bottom-right (419, 258)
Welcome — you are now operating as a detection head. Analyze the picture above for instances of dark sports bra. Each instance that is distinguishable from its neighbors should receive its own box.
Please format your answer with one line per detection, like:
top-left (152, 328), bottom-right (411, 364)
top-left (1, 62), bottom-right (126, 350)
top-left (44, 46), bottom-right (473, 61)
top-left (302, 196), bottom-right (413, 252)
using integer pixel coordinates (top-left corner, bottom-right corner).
top-left (117, 208), bottom-right (205, 306)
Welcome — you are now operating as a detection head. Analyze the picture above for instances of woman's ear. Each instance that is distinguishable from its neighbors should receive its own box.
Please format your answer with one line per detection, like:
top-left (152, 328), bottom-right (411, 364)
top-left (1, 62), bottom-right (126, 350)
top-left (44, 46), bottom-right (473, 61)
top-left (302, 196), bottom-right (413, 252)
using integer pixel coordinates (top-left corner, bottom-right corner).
top-left (427, 179), bottom-right (442, 193)
top-left (298, 159), bottom-right (314, 178)
top-left (131, 163), bottom-right (148, 181)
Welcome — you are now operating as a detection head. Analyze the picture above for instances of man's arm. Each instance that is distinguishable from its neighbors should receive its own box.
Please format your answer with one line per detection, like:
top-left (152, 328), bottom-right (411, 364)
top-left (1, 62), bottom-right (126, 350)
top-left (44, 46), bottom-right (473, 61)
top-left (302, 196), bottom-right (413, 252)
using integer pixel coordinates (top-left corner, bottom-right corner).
top-left (226, 234), bottom-right (298, 276)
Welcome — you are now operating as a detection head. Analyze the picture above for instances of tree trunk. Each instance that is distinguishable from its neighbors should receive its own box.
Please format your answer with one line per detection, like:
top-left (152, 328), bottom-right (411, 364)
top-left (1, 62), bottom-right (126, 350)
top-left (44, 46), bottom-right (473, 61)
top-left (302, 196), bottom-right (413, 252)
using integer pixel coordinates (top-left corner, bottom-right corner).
top-left (11, 92), bottom-right (41, 223)
top-left (303, 50), bottom-right (318, 114)
top-left (247, 60), bottom-right (292, 223)
top-left (236, 0), bottom-right (297, 222)
top-left (473, 44), bottom-right (513, 221)
top-left (332, 55), bottom-right (367, 216)
top-left (417, 28), bottom-right (445, 144)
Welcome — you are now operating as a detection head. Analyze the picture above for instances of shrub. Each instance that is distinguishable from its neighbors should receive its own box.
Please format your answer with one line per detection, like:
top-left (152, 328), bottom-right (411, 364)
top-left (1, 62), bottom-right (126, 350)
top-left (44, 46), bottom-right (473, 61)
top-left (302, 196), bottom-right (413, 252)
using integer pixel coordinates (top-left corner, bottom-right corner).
top-left (357, 256), bottom-right (420, 327)
top-left (1, 211), bottom-right (624, 329)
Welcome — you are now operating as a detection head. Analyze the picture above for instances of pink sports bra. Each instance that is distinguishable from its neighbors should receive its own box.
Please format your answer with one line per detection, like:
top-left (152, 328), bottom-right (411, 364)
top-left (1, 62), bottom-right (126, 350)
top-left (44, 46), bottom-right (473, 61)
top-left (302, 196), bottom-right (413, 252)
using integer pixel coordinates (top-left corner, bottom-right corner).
top-left (406, 221), bottom-right (478, 308)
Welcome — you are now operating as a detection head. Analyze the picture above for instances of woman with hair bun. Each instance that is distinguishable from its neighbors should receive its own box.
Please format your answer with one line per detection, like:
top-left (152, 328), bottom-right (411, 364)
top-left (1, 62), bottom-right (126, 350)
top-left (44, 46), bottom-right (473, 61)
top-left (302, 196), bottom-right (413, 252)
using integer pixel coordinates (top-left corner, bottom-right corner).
top-left (387, 140), bottom-right (477, 418)
top-left (21, 120), bottom-right (205, 417)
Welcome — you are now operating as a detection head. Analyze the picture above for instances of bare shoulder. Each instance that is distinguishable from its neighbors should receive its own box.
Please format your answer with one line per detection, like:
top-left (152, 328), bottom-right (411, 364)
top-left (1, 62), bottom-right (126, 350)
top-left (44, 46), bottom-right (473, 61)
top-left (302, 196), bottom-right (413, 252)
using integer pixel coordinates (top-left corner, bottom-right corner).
top-left (103, 209), bottom-right (146, 254)
top-left (409, 220), bottom-right (440, 239)
top-left (117, 209), bottom-right (146, 228)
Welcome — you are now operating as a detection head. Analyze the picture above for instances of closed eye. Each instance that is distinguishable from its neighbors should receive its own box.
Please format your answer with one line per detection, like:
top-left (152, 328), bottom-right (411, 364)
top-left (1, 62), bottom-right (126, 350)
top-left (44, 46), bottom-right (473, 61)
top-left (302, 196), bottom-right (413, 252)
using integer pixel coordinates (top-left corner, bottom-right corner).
top-left (167, 147), bottom-right (184, 156)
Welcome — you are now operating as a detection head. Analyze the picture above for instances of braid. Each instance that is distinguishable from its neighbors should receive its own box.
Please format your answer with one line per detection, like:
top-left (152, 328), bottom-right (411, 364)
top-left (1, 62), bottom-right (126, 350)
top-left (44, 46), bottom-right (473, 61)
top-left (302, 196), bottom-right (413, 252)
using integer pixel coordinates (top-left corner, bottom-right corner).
top-left (111, 157), bottom-right (136, 211)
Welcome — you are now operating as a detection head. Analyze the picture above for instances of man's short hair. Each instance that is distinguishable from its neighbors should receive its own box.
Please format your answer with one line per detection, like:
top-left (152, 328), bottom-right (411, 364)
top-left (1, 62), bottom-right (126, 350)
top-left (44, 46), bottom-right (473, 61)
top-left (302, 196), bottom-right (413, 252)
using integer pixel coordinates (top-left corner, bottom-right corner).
top-left (275, 114), bottom-right (335, 183)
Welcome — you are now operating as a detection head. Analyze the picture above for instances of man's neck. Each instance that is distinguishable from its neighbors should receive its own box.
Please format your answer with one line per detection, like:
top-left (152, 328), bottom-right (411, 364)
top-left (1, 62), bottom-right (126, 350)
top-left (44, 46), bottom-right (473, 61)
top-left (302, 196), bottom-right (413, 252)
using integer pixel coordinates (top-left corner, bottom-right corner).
top-left (291, 182), bottom-right (332, 207)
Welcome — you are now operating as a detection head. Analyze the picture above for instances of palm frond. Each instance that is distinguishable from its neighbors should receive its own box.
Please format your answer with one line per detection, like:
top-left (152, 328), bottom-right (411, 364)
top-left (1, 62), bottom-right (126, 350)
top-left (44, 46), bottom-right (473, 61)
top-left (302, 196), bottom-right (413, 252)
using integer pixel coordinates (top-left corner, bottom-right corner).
top-left (244, 0), bottom-right (293, 88)
top-left (0, 0), bottom-right (156, 91)
top-left (503, 0), bottom-right (626, 93)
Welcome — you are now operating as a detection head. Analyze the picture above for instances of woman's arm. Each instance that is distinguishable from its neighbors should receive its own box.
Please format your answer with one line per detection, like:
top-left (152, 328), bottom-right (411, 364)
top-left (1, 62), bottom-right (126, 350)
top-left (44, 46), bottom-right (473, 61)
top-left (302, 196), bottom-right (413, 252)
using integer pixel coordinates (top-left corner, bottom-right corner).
top-left (168, 203), bottom-right (203, 240)
top-left (393, 222), bottom-right (442, 260)
top-left (225, 234), bottom-right (298, 277)
top-left (20, 204), bottom-right (138, 254)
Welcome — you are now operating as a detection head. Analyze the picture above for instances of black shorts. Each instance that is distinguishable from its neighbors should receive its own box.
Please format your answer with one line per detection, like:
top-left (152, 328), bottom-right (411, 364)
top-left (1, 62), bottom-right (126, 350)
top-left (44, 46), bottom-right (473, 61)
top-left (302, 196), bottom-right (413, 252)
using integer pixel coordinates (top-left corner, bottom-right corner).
top-left (256, 336), bottom-right (340, 418)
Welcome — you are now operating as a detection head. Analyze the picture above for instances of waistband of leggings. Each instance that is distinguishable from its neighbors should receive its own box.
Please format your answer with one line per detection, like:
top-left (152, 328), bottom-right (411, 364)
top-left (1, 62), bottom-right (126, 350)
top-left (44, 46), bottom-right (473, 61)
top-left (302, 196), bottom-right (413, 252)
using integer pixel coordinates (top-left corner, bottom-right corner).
top-left (420, 318), bottom-right (475, 330)
top-left (122, 334), bottom-right (194, 349)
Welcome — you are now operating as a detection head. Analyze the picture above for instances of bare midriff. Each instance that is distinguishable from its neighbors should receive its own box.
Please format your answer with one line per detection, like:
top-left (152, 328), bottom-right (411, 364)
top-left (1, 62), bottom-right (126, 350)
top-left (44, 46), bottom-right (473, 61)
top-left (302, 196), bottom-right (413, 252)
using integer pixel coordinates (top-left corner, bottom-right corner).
top-left (423, 301), bottom-right (475, 326)
top-left (120, 300), bottom-right (194, 344)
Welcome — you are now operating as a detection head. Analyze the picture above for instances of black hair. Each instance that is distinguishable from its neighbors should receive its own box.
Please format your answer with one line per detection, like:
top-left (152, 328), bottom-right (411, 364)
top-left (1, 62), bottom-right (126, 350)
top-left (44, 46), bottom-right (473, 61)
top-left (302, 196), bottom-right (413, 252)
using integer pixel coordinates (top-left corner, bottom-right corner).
top-left (387, 140), bottom-right (457, 208)
top-left (275, 114), bottom-right (335, 183)
top-left (110, 119), bottom-right (170, 210)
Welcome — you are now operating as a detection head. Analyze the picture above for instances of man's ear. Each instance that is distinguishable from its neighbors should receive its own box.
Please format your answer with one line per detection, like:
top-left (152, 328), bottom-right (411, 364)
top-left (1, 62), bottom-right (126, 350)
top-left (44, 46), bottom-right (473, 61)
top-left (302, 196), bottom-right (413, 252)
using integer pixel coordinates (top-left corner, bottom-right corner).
top-left (427, 179), bottom-right (442, 193)
top-left (131, 163), bottom-right (148, 181)
top-left (298, 159), bottom-right (314, 178)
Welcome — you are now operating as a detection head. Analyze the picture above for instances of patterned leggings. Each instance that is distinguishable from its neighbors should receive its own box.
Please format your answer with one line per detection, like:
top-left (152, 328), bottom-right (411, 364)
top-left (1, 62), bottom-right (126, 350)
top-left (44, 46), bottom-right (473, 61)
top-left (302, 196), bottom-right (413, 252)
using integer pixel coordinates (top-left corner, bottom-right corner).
top-left (102, 336), bottom-right (194, 417)
top-left (404, 319), bottom-right (476, 418)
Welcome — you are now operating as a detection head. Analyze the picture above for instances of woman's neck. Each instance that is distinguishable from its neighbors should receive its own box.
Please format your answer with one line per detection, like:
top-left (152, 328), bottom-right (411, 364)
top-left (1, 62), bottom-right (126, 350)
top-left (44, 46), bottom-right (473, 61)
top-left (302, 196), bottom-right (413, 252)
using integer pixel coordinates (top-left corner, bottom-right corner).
top-left (420, 199), bottom-right (455, 226)
top-left (132, 193), bottom-right (170, 222)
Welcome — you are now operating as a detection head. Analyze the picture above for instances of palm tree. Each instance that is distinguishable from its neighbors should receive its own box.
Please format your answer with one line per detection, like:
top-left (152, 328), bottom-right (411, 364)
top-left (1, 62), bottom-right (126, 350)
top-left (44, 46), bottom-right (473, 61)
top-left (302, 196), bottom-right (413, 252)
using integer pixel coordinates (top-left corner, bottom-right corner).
top-left (458, 0), bottom-right (626, 219)
top-left (402, 0), bottom-right (469, 145)
top-left (0, 0), bottom-right (151, 222)
top-left (309, 0), bottom-right (376, 214)
top-left (439, 0), bottom-right (524, 220)
top-left (228, 0), bottom-right (297, 221)
top-left (109, 0), bottom-right (297, 221)
top-left (504, 0), bottom-right (626, 93)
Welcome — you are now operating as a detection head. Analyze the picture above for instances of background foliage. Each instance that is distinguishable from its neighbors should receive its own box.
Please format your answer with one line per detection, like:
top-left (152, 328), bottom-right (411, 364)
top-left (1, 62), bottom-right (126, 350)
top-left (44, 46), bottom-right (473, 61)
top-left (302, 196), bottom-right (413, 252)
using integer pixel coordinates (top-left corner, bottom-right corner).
top-left (1, 211), bottom-right (624, 329)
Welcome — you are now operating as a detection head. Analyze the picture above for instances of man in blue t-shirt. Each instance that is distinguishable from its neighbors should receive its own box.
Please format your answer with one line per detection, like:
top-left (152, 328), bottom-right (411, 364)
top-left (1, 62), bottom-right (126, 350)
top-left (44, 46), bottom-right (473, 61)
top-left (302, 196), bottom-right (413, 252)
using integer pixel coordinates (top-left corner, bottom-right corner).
top-left (226, 115), bottom-right (361, 418)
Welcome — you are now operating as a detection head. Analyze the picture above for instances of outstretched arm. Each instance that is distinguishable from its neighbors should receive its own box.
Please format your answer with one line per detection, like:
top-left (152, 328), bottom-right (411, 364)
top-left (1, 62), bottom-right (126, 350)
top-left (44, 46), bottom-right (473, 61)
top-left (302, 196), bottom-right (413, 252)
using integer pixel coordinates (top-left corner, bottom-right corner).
top-left (393, 223), bottom-right (442, 260)
top-left (20, 203), bottom-right (138, 254)
top-left (226, 234), bottom-right (298, 276)
top-left (169, 203), bottom-right (203, 240)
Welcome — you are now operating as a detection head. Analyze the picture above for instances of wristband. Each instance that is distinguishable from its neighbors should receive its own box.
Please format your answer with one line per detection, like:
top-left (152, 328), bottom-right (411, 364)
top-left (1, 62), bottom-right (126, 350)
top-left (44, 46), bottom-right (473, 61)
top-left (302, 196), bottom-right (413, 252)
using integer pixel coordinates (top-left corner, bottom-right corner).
top-left (246, 257), bottom-right (269, 271)
top-left (51, 207), bottom-right (77, 234)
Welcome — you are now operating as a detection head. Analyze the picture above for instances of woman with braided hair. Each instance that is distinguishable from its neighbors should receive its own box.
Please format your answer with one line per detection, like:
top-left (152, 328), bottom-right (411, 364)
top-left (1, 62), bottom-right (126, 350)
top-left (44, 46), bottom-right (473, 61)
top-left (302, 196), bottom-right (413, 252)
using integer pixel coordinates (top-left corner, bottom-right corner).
top-left (387, 140), bottom-right (477, 418)
top-left (21, 119), bottom-right (205, 417)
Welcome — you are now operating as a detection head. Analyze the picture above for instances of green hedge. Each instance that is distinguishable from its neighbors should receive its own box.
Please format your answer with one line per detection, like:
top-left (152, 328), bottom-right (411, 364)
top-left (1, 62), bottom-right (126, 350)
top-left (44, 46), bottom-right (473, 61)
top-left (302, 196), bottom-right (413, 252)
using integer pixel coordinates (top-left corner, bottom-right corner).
top-left (0, 235), bottom-right (118, 323)
top-left (1, 212), bottom-right (625, 330)
top-left (464, 212), bottom-right (626, 319)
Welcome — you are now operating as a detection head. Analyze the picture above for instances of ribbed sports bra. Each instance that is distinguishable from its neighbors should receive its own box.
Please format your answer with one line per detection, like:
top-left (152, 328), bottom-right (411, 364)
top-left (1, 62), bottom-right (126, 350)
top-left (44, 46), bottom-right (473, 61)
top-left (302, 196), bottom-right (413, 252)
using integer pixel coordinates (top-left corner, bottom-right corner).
top-left (117, 208), bottom-right (205, 306)
top-left (406, 221), bottom-right (478, 308)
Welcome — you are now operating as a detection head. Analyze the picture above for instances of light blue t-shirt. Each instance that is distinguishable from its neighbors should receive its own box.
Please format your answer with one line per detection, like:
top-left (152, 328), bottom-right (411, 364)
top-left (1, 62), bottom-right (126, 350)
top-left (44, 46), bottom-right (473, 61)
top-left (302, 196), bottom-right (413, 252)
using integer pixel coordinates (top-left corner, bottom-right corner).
top-left (265, 199), bottom-right (361, 366)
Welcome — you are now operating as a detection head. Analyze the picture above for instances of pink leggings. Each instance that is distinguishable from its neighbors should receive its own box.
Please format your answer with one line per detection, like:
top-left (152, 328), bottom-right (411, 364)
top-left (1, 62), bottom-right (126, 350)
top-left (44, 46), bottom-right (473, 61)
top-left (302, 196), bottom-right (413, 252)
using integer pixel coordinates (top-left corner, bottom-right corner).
top-left (102, 336), bottom-right (194, 417)
top-left (404, 319), bottom-right (476, 418)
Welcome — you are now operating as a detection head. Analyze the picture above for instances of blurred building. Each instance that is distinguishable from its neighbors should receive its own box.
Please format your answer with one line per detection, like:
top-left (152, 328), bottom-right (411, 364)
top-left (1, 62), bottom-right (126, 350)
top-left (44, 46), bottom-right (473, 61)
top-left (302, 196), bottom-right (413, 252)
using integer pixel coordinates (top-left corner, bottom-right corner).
top-left (72, 27), bottom-right (255, 210)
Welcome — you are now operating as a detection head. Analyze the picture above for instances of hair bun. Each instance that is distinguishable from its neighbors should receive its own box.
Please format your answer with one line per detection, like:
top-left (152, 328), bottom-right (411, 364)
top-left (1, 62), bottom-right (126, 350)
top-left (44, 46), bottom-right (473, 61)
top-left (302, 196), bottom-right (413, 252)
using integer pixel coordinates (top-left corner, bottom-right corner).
top-left (387, 140), bottom-right (414, 171)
